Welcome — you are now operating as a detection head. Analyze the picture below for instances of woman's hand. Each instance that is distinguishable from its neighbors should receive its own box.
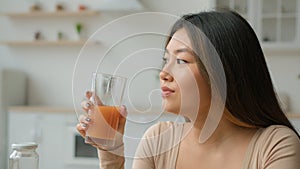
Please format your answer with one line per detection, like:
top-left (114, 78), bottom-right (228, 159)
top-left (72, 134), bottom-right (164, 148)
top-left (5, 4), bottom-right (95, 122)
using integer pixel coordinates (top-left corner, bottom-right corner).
top-left (76, 91), bottom-right (127, 150)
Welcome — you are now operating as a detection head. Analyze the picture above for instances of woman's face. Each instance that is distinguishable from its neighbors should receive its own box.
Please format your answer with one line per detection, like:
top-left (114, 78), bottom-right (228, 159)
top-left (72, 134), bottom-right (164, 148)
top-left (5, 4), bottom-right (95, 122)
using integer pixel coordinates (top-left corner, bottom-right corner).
top-left (160, 28), bottom-right (211, 117)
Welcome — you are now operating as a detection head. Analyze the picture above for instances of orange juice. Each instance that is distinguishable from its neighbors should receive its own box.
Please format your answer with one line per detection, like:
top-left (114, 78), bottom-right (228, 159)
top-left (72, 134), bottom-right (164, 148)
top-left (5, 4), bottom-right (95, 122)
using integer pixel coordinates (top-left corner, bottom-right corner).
top-left (85, 106), bottom-right (121, 147)
top-left (98, 106), bottom-right (120, 130)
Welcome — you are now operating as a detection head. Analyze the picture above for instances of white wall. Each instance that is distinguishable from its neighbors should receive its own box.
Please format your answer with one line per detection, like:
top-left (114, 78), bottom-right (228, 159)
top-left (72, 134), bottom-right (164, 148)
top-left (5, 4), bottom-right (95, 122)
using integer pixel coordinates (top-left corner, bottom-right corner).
top-left (0, 0), bottom-right (213, 108)
top-left (1, 0), bottom-right (300, 111)
top-left (0, 0), bottom-right (300, 169)
top-left (0, 0), bottom-right (148, 108)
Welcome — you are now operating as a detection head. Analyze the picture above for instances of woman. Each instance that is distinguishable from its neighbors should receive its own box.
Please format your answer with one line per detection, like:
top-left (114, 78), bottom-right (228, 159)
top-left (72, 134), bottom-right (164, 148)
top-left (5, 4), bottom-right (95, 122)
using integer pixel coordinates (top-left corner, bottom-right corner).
top-left (77, 10), bottom-right (300, 169)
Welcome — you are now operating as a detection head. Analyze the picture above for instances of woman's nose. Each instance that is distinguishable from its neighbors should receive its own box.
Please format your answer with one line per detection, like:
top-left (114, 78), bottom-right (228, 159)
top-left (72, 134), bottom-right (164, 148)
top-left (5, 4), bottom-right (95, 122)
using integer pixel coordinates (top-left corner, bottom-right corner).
top-left (160, 70), bottom-right (173, 82)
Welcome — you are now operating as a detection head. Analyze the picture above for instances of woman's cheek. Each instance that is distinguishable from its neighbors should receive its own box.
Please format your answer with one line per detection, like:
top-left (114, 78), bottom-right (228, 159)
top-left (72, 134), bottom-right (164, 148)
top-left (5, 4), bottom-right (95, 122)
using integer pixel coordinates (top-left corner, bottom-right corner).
top-left (172, 67), bottom-right (200, 120)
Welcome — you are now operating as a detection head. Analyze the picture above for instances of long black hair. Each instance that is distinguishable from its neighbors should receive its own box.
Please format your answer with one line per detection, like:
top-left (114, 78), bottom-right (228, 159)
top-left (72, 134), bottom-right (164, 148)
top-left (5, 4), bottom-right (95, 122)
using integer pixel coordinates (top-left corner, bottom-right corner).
top-left (166, 9), bottom-right (300, 138)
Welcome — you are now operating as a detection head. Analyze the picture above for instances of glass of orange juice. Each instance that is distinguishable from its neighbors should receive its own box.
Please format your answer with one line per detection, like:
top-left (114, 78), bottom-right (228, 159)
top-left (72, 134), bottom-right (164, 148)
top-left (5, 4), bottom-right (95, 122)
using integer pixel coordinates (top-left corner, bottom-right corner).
top-left (85, 72), bottom-right (126, 148)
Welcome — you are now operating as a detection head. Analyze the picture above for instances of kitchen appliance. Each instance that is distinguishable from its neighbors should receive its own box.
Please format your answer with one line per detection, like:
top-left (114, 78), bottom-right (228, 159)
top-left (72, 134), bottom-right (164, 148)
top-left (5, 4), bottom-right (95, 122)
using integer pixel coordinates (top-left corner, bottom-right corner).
top-left (64, 126), bottom-right (99, 168)
top-left (0, 69), bottom-right (26, 169)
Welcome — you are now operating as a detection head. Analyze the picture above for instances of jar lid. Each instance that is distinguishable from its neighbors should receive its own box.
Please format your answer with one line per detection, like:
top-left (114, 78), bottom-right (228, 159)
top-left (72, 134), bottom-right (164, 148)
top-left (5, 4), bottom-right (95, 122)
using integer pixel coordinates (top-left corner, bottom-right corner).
top-left (11, 142), bottom-right (38, 150)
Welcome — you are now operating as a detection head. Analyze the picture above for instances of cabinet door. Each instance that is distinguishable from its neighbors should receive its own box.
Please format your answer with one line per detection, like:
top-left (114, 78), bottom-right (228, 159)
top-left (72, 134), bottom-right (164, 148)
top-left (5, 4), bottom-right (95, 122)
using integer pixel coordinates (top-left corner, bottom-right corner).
top-left (214, 0), bottom-right (254, 24)
top-left (9, 112), bottom-right (45, 169)
top-left (8, 112), bottom-right (43, 152)
top-left (213, 0), bottom-right (260, 40)
top-left (8, 112), bottom-right (68, 169)
top-left (37, 113), bottom-right (67, 169)
top-left (258, 0), bottom-right (298, 43)
top-left (214, 0), bottom-right (300, 47)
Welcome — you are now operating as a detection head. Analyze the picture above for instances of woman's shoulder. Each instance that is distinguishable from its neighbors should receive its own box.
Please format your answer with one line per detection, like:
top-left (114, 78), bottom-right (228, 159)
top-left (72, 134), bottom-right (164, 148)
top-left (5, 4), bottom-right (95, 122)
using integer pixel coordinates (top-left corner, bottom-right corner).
top-left (257, 125), bottom-right (299, 143)
top-left (255, 125), bottom-right (300, 150)
top-left (252, 125), bottom-right (300, 166)
top-left (244, 125), bottom-right (300, 168)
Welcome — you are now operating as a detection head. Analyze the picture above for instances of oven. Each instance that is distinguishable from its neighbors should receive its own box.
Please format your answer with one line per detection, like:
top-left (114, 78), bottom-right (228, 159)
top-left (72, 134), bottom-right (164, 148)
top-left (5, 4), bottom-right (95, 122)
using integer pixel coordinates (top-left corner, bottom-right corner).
top-left (64, 126), bottom-right (99, 169)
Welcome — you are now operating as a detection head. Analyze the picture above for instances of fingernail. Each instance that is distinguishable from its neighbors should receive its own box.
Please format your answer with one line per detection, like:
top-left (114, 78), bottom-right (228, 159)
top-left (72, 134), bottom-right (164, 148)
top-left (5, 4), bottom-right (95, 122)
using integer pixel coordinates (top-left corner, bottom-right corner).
top-left (120, 105), bottom-right (127, 116)
top-left (85, 117), bottom-right (91, 122)
top-left (81, 123), bottom-right (87, 128)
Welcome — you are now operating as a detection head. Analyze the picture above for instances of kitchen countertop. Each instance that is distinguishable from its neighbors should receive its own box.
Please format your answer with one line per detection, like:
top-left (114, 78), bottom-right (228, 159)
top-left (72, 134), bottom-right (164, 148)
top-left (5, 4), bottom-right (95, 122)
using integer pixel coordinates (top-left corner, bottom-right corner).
top-left (8, 106), bottom-right (164, 115)
top-left (8, 106), bottom-right (300, 119)
top-left (9, 106), bottom-right (75, 113)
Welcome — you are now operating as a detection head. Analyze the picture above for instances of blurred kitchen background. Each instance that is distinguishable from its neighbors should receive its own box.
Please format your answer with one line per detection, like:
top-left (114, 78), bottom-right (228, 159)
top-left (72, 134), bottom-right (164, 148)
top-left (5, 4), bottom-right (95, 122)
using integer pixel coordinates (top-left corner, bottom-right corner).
top-left (0, 0), bottom-right (300, 169)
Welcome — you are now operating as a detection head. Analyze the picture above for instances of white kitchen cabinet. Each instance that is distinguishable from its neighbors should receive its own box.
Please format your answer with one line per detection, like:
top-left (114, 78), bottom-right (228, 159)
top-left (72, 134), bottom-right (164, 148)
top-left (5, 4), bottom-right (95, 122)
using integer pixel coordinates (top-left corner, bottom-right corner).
top-left (215, 0), bottom-right (250, 19)
top-left (0, 70), bottom-right (27, 169)
top-left (7, 107), bottom-right (99, 169)
top-left (213, 0), bottom-right (300, 50)
top-left (257, 0), bottom-right (299, 43)
top-left (8, 110), bottom-right (65, 169)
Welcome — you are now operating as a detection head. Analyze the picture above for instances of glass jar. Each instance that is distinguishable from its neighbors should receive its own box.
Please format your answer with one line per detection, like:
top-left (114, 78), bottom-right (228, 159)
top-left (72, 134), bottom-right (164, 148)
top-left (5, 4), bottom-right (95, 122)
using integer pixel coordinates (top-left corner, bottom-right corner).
top-left (9, 142), bottom-right (39, 169)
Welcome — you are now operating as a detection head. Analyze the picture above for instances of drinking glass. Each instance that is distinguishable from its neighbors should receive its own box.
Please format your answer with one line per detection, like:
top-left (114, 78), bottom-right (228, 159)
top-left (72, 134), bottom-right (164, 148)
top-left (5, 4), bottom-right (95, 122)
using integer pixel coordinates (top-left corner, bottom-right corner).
top-left (85, 72), bottom-right (126, 148)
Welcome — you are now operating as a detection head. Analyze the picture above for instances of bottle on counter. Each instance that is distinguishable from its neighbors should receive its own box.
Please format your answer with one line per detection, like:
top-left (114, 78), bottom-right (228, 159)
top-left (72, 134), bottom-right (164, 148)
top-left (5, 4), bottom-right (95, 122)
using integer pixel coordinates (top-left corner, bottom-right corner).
top-left (9, 142), bottom-right (39, 169)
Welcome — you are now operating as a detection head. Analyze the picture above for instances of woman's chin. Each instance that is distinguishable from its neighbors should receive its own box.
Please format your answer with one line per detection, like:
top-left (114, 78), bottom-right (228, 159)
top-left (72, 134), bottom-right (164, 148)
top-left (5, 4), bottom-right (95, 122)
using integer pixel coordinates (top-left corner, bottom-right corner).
top-left (162, 106), bottom-right (179, 114)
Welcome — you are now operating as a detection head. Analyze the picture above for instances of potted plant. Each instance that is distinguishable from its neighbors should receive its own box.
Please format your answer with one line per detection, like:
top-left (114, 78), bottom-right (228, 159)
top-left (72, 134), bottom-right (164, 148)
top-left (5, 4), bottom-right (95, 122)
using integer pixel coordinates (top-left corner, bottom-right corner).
top-left (57, 31), bottom-right (63, 40)
top-left (75, 22), bottom-right (84, 40)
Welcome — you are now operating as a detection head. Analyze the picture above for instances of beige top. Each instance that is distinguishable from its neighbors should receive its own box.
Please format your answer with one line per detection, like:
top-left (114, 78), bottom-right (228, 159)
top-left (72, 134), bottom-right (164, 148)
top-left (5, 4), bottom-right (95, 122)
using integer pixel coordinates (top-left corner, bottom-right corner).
top-left (98, 122), bottom-right (300, 169)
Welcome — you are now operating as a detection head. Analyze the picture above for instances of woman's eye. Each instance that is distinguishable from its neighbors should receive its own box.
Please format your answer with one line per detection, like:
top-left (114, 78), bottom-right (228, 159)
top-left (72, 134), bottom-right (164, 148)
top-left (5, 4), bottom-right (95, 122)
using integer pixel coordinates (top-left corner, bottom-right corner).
top-left (176, 59), bottom-right (188, 64)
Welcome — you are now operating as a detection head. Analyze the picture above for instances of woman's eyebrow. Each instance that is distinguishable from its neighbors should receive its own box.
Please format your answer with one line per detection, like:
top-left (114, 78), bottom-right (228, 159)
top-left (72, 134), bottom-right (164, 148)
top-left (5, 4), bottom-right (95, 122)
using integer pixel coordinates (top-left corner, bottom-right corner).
top-left (165, 48), bottom-right (195, 56)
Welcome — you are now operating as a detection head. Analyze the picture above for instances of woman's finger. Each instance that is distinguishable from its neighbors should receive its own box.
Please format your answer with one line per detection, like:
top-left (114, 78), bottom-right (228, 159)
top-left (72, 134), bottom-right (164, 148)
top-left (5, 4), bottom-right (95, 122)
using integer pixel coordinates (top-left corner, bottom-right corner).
top-left (79, 114), bottom-right (88, 123)
top-left (76, 115), bottom-right (92, 139)
top-left (76, 123), bottom-right (87, 137)
top-left (120, 105), bottom-right (128, 117)
top-left (79, 114), bottom-right (92, 125)
top-left (81, 100), bottom-right (93, 113)
top-left (86, 91), bottom-right (92, 99)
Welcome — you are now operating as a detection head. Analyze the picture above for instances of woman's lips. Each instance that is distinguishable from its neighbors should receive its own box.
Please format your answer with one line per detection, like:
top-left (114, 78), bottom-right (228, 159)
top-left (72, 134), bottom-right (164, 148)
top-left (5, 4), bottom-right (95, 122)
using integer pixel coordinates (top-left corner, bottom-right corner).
top-left (161, 86), bottom-right (175, 97)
